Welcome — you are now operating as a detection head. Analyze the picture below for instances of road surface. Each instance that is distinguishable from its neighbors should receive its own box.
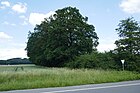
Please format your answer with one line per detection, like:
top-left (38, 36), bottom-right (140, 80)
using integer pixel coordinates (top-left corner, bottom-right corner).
top-left (1, 80), bottom-right (140, 93)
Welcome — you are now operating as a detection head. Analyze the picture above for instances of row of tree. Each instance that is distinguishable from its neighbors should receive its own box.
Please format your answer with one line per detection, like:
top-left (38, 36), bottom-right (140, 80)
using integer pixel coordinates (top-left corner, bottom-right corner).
top-left (26, 7), bottom-right (140, 72)
top-left (0, 58), bottom-right (32, 65)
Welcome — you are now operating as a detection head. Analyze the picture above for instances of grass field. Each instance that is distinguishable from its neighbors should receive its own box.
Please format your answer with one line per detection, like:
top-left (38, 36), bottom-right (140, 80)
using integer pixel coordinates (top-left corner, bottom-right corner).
top-left (0, 65), bottom-right (140, 91)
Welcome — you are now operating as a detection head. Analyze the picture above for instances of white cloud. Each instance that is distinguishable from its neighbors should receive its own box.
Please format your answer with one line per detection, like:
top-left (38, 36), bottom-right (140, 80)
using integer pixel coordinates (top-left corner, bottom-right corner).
top-left (0, 42), bottom-right (27, 60)
top-left (3, 21), bottom-right (9, 25)
top-left (21, 21), bottom-right (28, 25)
top-left (29, 11), bottom-right (55, 26)
top-left (0, 48), bottom-right (27, 60)
top-left (97, 43), bottom-right (116, 52)
top-left (120, 0), bottom-right (140, 13)
top-left (2, 21), bottom-right (16, 26)
top-left (19, 15), bottom-right (28, 25)
top-left (97, 38), bottom-right (117, 52)
top-left (12, 2), bottom-right (27, 13)
top-left (1, 1), bottom-right (10, 7)
top-left (11, 23), bottom-right (16, 26)
top-left (0, 6), bottom-right (5, 9)
top-left (0, 32), bottom-right (13, 39)
top-left (0, 32), bottom-right (27, 60)
top-left (19, 15), bottom-right (27, 20)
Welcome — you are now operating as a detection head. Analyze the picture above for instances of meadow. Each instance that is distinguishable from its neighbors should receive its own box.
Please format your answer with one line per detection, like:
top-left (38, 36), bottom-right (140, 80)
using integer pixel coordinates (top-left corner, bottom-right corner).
top-left (0, 65), bottom-right (140, 91)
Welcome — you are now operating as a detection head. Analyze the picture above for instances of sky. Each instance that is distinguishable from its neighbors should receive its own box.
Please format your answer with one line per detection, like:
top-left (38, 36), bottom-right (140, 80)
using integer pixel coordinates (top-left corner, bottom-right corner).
top-left (0, 0), bottom-right (140, 60)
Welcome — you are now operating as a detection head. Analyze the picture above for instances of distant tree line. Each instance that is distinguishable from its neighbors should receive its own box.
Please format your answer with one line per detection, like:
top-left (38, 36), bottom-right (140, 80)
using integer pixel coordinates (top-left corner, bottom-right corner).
top-left (26, 7), bottom-right (140, 72)
top-left (0, 58), bottom-right (32, 65)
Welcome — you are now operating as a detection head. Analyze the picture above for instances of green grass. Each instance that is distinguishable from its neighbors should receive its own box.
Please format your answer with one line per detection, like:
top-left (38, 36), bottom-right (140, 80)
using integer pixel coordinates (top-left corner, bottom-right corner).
top-left (0, 65), bottom-right (140, 91)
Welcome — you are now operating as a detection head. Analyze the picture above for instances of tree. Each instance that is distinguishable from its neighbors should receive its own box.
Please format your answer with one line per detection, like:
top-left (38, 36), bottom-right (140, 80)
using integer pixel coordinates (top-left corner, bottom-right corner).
top-left (26, 7), bottom-right (99, 67)
top-left (115, 17), bottom-right (140, 71)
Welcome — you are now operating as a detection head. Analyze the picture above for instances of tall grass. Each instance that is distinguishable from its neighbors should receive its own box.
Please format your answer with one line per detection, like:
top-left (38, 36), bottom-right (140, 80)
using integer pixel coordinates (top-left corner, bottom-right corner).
top-left (0, 65), bottom-right (140, 91)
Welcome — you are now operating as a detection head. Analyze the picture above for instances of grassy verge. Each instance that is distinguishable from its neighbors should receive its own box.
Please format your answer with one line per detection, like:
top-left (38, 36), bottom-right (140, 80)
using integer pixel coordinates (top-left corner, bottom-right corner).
top-left (0, 65), bottom-right (140, 91)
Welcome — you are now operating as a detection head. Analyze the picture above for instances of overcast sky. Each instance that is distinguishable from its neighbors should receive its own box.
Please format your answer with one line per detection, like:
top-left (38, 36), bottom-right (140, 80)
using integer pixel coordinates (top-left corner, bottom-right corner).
top-left (0, 0), bottom-right (140, 60)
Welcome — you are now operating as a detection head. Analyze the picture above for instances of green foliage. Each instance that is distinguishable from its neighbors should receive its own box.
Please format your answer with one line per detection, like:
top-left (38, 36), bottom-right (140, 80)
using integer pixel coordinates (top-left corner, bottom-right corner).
top-left (26, 7), bottom-right (99, 67)
top-left (66, 52), bottom-right (119, 70)
top-left (114, 17), bottom-right (140, 72)
top-left (115, 17), bottom-right (140, 55)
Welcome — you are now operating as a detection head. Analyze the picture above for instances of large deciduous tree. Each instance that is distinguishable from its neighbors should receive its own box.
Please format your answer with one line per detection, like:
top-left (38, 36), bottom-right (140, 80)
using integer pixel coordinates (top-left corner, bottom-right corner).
top-left (26, 7), bottom-right (99, 67)
top-left (115, 17), bottom-right (140, 71)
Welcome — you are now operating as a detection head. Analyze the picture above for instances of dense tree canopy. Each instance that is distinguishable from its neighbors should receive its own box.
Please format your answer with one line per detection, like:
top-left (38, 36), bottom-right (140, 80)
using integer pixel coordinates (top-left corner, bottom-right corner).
top-left (114, 17), bottom-right (140, 72)
top-left (26, 7), bottom-right (99, 67)
top-left (115, 17), bottom-right (140, 55)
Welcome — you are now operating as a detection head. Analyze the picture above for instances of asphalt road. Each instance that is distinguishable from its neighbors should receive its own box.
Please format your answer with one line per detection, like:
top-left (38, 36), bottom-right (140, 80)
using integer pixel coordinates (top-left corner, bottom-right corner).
top-left (1, 80), bottom-right (140, 93)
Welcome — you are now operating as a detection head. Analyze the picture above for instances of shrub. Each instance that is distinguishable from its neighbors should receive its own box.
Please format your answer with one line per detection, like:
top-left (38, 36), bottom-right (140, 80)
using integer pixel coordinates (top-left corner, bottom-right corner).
top-left (66, 52), bottom-right (119, 70)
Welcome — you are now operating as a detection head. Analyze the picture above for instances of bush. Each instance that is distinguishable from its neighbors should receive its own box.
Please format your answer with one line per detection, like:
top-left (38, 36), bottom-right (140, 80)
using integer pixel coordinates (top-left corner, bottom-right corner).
top-left (66, 52), bottom-right (119, 70)
top-left (124, 55), bottom-right (140, 72)
top-left (109, 50), bottom-right (140, 72)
